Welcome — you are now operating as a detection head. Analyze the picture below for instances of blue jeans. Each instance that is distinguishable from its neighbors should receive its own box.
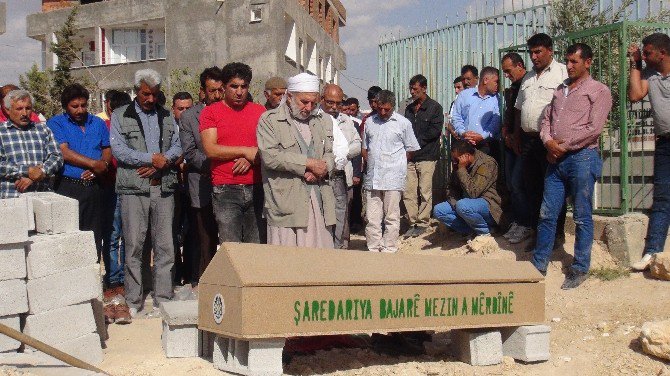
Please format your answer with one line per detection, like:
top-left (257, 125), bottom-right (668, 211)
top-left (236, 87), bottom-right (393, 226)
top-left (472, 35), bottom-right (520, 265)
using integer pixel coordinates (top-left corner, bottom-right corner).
top-left (532, 148), bottom-right (602, 274)
top-left (505, 148), bottom-right (531, 227)
top-left (102, 190), bottom-right (125, 286)
top-left (644, 137), bottom-right (670, 255)
top-left (212, 184), bottom-right (265, 244)
top-left (434, 198), bottom-right (495, 235)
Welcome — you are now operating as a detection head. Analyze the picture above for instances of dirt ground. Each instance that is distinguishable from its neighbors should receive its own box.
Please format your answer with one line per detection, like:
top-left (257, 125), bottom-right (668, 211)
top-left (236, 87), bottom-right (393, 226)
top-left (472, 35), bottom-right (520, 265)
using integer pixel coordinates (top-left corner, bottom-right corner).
top-left (3, 224), bottom-right (670, 376)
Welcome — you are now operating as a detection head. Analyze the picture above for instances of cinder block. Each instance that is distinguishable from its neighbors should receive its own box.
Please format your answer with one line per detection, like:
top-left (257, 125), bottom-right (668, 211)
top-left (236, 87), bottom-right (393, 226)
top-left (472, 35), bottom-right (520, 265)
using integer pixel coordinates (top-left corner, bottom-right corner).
top-left (31, 333), bottom-right (103, 365)
top-left (24, 302), bottom-right (97, 345)
top-left (26, 231), bottom-right (97, 279)
top-left (0, 279), bottom-right (28, 316)
top-left (0, 245), bottom-right (26, 281)
top-left (452, 329), bottom-right (503, 366)
top-left (0, 198), bottom-right (29, 243)
top-left (200, 330), bottom-right (216, 360)
top-left (30, 193), bottom-right (79, 234)
top-left (501, 325), bottom-right (551, 362)
top-left (213, 335), bottom-right (284, 376)
top-left (0, 315), bottom-right (21, 352)
top-left (160, 301), bottom-right (199, 358)
top-left (27, 265), bottom-right (101, 314)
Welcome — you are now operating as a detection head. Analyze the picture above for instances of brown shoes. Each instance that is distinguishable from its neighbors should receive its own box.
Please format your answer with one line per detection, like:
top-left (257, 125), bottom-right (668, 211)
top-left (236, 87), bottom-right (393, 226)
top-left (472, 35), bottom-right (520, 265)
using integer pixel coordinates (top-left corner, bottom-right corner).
top-left (102, 285), bottom-right (132, 324)
top-left (113, 304), bottom-right (132, 324)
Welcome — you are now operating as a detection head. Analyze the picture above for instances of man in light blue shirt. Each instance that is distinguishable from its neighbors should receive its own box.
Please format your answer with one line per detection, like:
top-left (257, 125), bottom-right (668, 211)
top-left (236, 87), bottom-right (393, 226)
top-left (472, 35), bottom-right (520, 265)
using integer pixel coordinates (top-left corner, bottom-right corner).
top-left (451, 66), bottom-right (501, 157)
top-left (363, 90), bottom-right (420, 253)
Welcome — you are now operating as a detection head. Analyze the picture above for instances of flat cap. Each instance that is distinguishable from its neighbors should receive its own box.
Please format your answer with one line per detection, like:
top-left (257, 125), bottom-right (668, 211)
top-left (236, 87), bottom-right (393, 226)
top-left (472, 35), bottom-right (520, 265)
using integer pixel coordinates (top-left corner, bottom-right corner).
top-left (264, 76), bottom-right (287, 90)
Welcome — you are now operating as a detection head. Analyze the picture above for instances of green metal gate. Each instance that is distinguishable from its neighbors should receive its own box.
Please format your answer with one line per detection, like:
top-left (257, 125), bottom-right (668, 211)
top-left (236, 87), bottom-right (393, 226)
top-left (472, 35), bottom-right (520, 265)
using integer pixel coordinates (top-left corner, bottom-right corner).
top-left (499, 21), bottom-right (670, 215)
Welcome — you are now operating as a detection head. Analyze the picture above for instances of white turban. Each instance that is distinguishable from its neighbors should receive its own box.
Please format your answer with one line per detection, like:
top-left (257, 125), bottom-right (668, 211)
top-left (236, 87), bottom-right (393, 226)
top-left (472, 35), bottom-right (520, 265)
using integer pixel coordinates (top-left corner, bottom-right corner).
top-left (287, 73), bottom-right (320, 93)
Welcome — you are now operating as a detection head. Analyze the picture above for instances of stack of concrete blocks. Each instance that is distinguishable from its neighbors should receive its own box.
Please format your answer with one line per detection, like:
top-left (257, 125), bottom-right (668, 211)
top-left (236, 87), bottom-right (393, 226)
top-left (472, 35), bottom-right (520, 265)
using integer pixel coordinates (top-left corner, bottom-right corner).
top-left (452, 325), bottom-right (551, 365)
top-left (0, 198), bottom-right (30, 354)
top-left (160, 300), bottom-right (200, 358)
top-left (0, 193), bottom-right (105, 365)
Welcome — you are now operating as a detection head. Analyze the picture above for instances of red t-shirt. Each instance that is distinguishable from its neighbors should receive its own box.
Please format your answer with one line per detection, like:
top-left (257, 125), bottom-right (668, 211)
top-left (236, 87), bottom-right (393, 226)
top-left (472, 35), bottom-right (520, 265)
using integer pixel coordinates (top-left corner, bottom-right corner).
top-left (199, 101), bottom-right (265, 185)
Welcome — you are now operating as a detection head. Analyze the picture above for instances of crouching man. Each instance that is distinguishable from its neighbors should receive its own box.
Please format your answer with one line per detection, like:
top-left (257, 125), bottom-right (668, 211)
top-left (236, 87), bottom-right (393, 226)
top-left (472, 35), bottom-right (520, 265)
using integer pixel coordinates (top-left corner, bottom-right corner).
top-left (433, 139), bottom-right (503, 238)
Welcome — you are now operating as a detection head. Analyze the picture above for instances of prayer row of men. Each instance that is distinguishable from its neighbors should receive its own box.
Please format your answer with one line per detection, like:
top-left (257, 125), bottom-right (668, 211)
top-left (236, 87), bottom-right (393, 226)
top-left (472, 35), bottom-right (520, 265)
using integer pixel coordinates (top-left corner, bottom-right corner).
top-left (1, 32), bottom-right (669, 324)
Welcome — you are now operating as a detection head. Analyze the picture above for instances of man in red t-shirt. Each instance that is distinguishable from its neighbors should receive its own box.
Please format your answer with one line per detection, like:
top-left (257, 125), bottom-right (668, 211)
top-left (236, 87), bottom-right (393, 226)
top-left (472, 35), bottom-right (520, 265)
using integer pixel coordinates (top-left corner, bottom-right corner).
top-left (199, 63), bottom-right (266, 243)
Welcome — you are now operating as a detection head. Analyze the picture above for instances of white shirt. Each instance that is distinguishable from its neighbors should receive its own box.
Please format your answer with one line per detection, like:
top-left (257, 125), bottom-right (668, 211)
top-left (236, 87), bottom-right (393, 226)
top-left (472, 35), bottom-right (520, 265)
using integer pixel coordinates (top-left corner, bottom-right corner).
top-left (363, 112), bottom-right (420, 191)
top-left (329, 112), bottom-right (362, 186)
top-left (515, 59), bottom-right (568, 133)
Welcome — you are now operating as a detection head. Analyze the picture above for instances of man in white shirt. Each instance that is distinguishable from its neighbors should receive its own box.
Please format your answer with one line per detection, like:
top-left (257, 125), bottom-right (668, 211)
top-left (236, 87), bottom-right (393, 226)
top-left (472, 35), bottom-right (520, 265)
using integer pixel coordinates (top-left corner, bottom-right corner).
top-left (514, 33), bottom-right (568, 248)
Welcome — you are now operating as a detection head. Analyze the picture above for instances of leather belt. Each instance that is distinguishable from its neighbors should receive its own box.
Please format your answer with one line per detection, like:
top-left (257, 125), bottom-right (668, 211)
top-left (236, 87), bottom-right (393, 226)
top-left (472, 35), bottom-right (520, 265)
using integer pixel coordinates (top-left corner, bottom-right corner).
top-left (61, 176), bottom-right (96, 187)
top-left (150, 178), bottom-right (161, 186)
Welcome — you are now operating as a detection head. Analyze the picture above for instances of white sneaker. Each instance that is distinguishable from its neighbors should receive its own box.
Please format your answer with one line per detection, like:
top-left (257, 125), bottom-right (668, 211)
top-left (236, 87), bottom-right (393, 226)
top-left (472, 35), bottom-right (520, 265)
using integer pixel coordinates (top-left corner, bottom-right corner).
top-left (509, 226), bottom-right (533, 244)
top-left (631, 253), bottom-right (654, 271)
top-left (503, 223), bottom-right (520, 239)
top-left (129, 307), bottom-right (139, 318)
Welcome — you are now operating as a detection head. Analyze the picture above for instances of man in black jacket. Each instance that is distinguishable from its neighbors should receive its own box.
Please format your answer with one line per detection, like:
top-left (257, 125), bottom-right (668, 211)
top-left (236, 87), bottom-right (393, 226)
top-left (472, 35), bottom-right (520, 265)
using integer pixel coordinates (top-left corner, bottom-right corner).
top-left (403, 74), bottom-right (444, 237)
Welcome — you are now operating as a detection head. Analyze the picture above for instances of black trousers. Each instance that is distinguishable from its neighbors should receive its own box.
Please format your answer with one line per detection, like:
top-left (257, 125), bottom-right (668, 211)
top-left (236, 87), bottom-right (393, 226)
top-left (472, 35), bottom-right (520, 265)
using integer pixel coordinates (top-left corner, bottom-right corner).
top-left (186, 203), bottom-right (218, 283)
top-left (520, 133), bottom-right (566, 232)
top-left (55, 177), bottom-right (103, 259)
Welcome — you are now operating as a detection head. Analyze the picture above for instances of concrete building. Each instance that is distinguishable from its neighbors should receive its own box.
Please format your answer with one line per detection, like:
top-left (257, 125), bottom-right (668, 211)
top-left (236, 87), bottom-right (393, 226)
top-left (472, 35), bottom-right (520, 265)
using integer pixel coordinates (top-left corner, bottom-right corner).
top-left (26, 0), bottom-right (346, 100)
top-left (0, 2), bottom-right (6, 35)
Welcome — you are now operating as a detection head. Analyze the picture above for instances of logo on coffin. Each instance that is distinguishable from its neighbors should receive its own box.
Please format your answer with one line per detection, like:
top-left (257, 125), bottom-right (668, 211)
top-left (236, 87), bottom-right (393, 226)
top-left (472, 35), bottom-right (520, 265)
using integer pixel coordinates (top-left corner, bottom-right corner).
top-left (213, 293), bottom-right (225, 324)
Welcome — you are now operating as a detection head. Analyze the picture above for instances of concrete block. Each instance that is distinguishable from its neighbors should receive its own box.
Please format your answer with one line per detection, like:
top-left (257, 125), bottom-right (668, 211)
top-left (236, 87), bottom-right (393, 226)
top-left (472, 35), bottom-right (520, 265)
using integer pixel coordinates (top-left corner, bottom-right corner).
top-left (30, 192), bottom-right (79, 234)
top-left (162, 321), bottom-right (199, 358)
top-left (213, 335), bottom-right (285, 376)
top-left (27, 265), bottom-right (101, 314)
top-left (26, 231), bottom-right (97, 279)
top-left (200, 330), bottom-right (216, 360)
top-left (0, 315), bottom-right (21, 352)
top-left (452, 329), bottom-right (503, 366)
top-left (0, 279), bottom-right (28, 316)
top-left (0, 245), bottom-right (26, 281)
top-left (501, 325), bottom-right (551, 362)
top-left (33, 332), bottom-right (103, 365)
top-left (160, 300), bottom-right (199, 357)
top-left (24, 302), bottom-right (97, 345)
top-left (0, 198), bottom-right (29, 243)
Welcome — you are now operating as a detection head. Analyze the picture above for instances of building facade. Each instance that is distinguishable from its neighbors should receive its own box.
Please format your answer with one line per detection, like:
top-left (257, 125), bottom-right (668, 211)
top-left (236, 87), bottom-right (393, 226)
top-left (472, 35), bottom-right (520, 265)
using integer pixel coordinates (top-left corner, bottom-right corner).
top-left (27, 0), bottom-right (346, 98)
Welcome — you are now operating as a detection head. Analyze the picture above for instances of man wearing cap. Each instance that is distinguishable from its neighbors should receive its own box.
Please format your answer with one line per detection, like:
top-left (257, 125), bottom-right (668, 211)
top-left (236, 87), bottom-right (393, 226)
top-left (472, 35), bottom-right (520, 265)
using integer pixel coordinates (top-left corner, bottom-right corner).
top-left (257, 73), bottom-right (336, 248)
top-left (264, 77), bottom-right (287, 110)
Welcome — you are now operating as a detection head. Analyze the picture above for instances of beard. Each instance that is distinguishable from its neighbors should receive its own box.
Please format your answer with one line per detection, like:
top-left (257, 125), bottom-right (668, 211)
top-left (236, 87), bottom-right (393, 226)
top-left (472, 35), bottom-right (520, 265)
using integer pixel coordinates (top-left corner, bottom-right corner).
top-left (288, 98), bottom-right (318, 121)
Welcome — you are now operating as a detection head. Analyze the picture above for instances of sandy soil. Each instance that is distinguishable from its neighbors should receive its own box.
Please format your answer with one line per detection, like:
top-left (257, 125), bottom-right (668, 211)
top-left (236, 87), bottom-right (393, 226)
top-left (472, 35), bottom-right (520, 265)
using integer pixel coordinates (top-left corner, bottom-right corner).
top-left (3, 224), bottom-right (669, 376)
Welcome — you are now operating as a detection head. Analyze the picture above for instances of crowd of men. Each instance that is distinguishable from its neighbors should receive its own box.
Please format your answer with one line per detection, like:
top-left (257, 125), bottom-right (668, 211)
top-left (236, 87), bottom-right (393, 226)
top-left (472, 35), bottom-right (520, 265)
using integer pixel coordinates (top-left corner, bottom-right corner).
top-left (1, 31), bottom-right (669, 329)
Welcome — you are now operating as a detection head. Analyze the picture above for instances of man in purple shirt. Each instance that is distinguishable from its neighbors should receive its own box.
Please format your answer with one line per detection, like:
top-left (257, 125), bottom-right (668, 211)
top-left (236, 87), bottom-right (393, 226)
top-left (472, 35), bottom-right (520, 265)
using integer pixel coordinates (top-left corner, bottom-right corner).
top-left (532, 43), bottom-right (612, 289)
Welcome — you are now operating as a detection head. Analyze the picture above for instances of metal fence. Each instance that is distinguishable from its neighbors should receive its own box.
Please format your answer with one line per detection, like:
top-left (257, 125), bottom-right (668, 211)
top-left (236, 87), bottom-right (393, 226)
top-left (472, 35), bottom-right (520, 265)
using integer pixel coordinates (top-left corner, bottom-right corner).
top-left (500, 21), bottom-right (670, 215)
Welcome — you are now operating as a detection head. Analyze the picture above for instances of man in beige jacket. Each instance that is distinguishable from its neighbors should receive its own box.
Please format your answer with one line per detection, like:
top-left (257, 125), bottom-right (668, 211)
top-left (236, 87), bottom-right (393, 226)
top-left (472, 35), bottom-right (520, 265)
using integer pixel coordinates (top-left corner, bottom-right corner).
top-left (257, 73), bottom-right (336, 249)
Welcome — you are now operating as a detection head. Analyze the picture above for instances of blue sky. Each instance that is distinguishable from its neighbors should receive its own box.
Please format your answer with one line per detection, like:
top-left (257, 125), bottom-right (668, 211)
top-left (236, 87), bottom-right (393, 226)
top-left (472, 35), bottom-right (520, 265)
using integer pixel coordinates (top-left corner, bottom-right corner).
top-left (0, 0), bottom-right (478, 108)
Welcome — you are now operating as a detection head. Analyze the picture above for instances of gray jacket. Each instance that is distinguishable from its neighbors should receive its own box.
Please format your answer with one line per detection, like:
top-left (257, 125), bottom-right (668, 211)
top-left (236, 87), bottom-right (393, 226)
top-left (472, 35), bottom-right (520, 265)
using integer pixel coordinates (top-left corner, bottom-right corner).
top-left (179, 103), bottom-right (212, 208)
top-left (112, 103), bottom-right (179, 195)
top-left (257, 104), bottom-right (336, 228)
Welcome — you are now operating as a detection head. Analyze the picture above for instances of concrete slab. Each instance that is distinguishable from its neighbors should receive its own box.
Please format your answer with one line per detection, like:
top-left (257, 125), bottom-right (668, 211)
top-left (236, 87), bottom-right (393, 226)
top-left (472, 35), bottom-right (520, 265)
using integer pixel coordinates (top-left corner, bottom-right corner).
top-left (26, 332), bottom-right (103, 366)
top-left (24, 302), bottom-right (97, 345)
top-left (26, 231), bottom-right (97, 279)
top-left (27, 265), bottom-right (102, 314)
top-left (0, 244), bottom-right (26, 281)
top-left (213, 335), bottom-right (284, 376)
top-left (0, 315), bottom-right (21, 352)
top-left (0, 197), bottom-right (29, 244)
top-left (0, 352), bottom-right (102, 376)
top-left (501, 325), bottom-right (551, 362)
top-left (452, 329), bottom-right (503, 366)
top-left (0, 279), bottom-right (28, 316)
top-left (160, 300), bottom-right (198, 326)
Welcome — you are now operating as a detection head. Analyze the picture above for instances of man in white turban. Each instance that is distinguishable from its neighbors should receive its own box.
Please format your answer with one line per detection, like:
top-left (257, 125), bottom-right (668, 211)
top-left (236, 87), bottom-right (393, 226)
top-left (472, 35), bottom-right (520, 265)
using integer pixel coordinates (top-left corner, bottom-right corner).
top-left (256, 73), bottom-right (337, 248)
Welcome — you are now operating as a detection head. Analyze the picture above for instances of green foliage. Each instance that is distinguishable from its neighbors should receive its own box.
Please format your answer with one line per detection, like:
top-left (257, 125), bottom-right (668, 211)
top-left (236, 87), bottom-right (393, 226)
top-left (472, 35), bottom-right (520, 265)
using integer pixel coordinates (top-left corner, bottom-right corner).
top-left (19, 64), bottom-right (59, 118)
top-left (588, 267), bottom-right (630, 281)
top-left (167, 68), bottom-right (200, 104)
top-left (50, 6), bottom-right (81, 102)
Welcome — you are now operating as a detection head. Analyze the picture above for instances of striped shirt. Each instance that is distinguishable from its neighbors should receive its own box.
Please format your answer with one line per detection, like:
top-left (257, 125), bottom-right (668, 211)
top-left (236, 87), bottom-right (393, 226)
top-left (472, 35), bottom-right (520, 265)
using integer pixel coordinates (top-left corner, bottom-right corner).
top-left (0, 120), bottom-right (63, 198)
top-left (540, 76), bottom-right (612, 151)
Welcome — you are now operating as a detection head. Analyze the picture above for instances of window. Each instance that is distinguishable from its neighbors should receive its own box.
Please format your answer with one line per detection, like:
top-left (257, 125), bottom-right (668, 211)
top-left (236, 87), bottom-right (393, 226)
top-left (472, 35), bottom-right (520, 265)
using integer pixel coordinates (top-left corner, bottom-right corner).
top-left (109, 28), bottom-right (165, 64)
top-left (251, 7), bottom-right (262, 23)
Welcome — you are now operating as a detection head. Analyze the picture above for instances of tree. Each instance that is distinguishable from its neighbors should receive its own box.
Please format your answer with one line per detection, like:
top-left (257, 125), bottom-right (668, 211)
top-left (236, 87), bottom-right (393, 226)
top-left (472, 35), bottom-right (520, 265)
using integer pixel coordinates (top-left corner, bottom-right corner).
top-left (19, 6), bottom-right (100, 118)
